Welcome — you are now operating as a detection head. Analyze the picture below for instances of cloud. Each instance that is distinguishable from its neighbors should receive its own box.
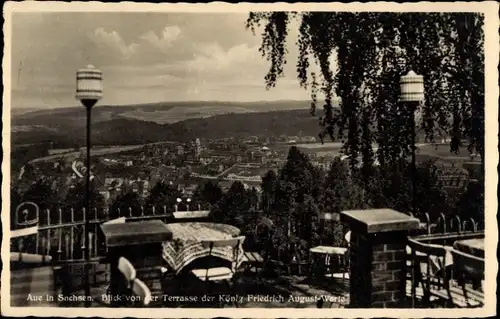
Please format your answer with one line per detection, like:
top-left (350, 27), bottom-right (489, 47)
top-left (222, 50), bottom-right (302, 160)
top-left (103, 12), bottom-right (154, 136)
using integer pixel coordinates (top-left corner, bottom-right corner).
top-left (11, 12), bottom-right (318, 107)
top-left (139, 26), bottom-right (181, 53)
top-left (187, 42), bottom-right (263, 73)
top-left (92, 28), bottom-right (138, 59)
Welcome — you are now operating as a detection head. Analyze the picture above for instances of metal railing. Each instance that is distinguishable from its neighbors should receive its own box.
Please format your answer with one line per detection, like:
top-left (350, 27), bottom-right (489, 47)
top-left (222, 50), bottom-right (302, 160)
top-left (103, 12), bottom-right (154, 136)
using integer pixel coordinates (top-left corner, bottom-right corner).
top-left (406, 213), bottom-right (484, 308)
top-left (10, 204), bottom-right (209, 263)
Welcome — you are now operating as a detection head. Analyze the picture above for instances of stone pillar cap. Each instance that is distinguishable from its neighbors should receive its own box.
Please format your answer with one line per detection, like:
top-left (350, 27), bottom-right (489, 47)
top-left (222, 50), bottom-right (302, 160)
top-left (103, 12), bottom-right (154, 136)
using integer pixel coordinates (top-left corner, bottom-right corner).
top-left (341, 208), bottom-right (420, 234)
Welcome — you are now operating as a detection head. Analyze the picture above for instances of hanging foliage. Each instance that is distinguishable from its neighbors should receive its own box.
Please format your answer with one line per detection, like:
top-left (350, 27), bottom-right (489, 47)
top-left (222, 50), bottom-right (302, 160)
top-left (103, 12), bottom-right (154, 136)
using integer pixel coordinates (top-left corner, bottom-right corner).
top-left (246, 12), bottom-right (485, 167)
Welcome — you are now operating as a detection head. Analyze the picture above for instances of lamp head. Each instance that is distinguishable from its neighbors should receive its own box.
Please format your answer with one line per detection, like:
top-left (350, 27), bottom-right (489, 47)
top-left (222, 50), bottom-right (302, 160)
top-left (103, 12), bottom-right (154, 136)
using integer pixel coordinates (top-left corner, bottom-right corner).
top-left (400, 70), bottom-right (424, 103)
top-left (76, 65), bottom-right (103, 108)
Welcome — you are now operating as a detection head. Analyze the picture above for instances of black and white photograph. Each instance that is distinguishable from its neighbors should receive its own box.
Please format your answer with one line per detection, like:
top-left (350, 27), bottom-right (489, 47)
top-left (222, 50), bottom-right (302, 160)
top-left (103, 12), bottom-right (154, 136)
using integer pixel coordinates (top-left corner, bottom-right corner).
top-left (1, 1), bottom-right (498, 317)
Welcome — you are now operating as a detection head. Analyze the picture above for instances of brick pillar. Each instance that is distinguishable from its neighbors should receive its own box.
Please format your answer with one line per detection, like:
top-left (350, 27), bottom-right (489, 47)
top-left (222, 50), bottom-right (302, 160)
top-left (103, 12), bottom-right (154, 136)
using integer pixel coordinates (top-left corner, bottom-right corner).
top-left (341, 209), bottom-right (419, 308)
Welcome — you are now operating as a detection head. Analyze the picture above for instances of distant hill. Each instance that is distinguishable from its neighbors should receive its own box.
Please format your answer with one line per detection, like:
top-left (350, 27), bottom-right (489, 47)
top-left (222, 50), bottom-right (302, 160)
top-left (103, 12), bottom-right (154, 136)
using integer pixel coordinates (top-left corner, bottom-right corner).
top-left (12, 100), bottom-right (320, 125)
top-left (11, 108), bottom-right (326, 147)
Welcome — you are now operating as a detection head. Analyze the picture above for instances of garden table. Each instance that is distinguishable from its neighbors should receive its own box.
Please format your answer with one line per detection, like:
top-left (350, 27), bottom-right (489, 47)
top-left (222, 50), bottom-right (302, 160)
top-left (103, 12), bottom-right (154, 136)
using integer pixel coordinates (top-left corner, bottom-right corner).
top-left (453, 238), bottom-right (484, 258)
top-left (309, 246), bottom-right (348, 278)
top-left (162, 222), bottom-right (242, 274)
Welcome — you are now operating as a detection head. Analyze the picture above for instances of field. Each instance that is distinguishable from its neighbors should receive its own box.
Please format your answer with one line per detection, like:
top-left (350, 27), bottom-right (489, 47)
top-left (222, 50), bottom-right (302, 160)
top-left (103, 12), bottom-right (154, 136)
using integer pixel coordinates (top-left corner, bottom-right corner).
top-left (221, 165), bottom-right (274, 179)
top-left (30, 145), bottom-right (147, 163)
top-left (119, 105), bottom-right (263, 124)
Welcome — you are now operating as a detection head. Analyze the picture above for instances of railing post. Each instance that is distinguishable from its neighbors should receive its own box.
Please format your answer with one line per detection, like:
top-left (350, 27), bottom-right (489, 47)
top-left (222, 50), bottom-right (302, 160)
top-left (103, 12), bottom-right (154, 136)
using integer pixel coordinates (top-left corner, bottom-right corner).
top-left (341, 208), bottom-right (419, 308)
top-left (40, 237), bottom-right (45, 256)
top-left (452, 215), bottom-right (461, 233)
top-left (89, 232), bottom-right (93, 259)
top-left (424, 213), bottom-right (430, 235)
top-left (82, 208), bottom-right (87, 253)
top-left (439, 213), bottom-right (447, 234)
top-left (471, 218), bottom-right (477, 232)
top-left (128, 207), bottom-right (132, 217)
top-left (65, 233), bottom-right (70, 260)
top-left (58, 227), bottom-right (62, 261)
top-left (141, 206), bottom-right (144, 217)
top-left (152, 206), bottom-right (155, 215)
top-left (18, 237), bottom-right (24, 254)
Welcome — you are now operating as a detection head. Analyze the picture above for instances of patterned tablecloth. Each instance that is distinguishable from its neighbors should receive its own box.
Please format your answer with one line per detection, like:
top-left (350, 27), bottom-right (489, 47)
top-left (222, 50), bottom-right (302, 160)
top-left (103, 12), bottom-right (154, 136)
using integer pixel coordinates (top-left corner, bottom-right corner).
top-left (162, 222), bottom-right (242, 274)
top-left (453, 238), bottom-right (485, 258)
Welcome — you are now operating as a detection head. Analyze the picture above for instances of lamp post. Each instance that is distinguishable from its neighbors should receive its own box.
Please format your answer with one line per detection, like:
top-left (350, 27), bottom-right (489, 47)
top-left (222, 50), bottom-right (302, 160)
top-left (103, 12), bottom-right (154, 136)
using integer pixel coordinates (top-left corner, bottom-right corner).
top-left (400, 70), bottom-right (424, 216)
top-left (76, 64), bottom-right (102, 307)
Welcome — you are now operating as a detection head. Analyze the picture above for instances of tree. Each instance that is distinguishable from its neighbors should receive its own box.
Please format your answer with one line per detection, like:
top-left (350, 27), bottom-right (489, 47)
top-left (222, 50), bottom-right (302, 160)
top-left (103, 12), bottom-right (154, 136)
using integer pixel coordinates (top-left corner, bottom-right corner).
top-left (261, 170), bottom-right (277, 211)
top-left (320, 158), bottom-right (367, 246)
top-left (64, 182), bottom-right (106, 221)
top-left (192, 180), bottom-right (224, 207)
top-left (21, 179), bottom-right (59, 211)
top-left (364, 160), bottom-right (451, 221)
top-left (456, 178), bottom-right (484, 228)
top-left (110, 191), bottom-right (142, 219)
top-left (215, 181), bottom-right (252, 227)
top-left (145, 181), bottom-right (182, 214)
top-left (246, 12), bottom-right (485, 167)
top-left (267, 147), bottom-right (323, 260)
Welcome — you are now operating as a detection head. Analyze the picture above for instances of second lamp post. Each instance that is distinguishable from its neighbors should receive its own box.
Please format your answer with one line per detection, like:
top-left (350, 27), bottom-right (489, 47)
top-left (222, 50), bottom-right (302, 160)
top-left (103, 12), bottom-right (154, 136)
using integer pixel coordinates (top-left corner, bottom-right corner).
top-left (400, 70), bottom-right (425, 216)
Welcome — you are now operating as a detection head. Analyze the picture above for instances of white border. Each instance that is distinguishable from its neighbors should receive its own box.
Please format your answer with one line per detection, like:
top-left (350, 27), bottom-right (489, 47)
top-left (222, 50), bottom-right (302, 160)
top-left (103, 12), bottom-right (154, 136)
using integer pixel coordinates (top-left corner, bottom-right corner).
top-left (2, 1), bottom-right (498, 318)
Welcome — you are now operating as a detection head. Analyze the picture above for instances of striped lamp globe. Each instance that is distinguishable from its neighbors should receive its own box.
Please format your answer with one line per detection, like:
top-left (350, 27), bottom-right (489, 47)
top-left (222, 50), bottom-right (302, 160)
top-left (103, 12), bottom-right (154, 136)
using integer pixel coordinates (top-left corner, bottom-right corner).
top-left (400, 70), bottom-right (424, 102)
top-left (76, 64), bottom-right (103, 108)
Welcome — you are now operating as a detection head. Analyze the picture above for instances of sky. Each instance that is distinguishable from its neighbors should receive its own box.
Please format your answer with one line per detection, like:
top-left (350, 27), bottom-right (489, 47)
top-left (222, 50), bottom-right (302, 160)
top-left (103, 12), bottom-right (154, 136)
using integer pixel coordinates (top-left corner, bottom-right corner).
top-left (10, 12), bottom-right (335, 109)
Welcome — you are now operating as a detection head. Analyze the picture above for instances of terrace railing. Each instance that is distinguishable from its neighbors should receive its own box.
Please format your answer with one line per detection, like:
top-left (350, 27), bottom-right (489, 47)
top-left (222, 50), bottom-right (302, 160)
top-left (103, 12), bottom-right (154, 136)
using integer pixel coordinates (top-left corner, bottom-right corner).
top-left (10, 202), bottom-right (211, 266)
top-left (406, 212), bottom-right (484, 308)
top-left (10, 202), bottom-right (212, 304)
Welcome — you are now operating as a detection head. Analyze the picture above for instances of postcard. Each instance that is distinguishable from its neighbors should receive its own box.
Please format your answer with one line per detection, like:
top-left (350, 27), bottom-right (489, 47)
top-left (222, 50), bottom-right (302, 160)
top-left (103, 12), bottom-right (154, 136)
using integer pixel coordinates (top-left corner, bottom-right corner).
top-left (2, 1), bottom-right (498, 318)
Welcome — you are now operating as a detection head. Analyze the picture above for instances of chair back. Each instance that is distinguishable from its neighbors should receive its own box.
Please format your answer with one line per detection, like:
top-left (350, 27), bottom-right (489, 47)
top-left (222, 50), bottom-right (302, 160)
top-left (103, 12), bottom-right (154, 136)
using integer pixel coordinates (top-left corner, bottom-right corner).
top-left (451, 249), bottom-right (484, 281)
top-left (118, 257), bottom-right (137, 288)
top-left (260, 217), bottom-right (274, 230)
top-left (103, 217), bottom-right (127, 225)
top-left (201, 236), bottom-right (245, 249)
top-left (132, 278), bottom-right (152, 306)
top-left (344, 231), bottom-right (351, 247)
top-left (407, 238), bottom-right (452, 302)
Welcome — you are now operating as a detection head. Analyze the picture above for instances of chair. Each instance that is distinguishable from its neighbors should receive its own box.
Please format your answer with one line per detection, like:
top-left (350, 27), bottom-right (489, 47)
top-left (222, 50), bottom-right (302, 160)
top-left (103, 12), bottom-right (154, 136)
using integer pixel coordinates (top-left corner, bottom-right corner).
top-left (242, 217), bottom-right (273, 273)
top-left (326, 231), bottom-right (352, 280)
top-left (407, 238), bottom-right (479, 308)
top-left (450, 249), bottom-right (485, 307)
top-left (132, 278), bottom-right (152, 307)
top-left (191, 236), bottom-right (246, 307)
top-left (118, 257), bottom-right (137, 289)
top-left (192, 236), bottom-right (246, 281)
